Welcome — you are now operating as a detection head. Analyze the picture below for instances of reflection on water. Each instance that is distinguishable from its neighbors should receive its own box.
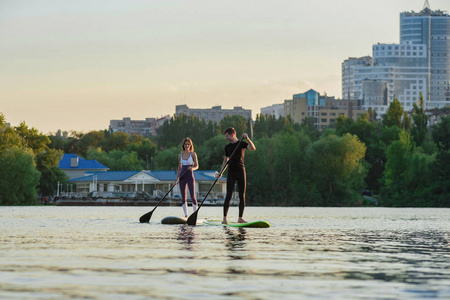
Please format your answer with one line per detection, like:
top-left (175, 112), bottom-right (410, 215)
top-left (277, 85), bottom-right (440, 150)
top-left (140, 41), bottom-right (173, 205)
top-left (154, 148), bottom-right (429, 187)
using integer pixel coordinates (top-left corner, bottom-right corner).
top-left (0, 206), bottom-right (449, 299)
top-left (177, 225), bottom-right (196, 252)
top-left (224, 227), bottom-right (247, 257)
top-left (224, 227), bottom-right (247, 275)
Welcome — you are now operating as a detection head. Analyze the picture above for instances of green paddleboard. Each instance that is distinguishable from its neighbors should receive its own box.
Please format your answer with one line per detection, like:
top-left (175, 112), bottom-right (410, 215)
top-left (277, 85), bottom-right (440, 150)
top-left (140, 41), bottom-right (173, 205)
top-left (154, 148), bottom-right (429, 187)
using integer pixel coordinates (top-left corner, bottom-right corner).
top-left (203, 220), bottom-right (270, 228)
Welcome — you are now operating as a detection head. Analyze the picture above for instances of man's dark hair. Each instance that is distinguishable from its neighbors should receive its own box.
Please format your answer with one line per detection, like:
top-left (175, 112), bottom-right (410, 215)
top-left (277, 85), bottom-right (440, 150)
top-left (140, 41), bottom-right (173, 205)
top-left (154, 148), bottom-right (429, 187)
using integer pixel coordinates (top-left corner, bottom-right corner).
top-left (224, 127), bottom-right (236, 135)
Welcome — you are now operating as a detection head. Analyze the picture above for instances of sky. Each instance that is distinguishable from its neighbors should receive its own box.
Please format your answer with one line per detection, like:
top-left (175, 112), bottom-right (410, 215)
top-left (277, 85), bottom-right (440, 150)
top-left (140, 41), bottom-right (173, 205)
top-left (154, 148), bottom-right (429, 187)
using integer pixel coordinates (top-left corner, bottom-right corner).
top-left (1, 0), bottom-right (449, 134)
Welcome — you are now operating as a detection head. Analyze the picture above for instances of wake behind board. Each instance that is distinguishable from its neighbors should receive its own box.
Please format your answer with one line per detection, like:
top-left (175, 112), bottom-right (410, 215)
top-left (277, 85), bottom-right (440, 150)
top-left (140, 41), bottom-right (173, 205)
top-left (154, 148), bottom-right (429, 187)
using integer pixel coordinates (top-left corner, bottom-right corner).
top-left (203, 220), bottom-right (270, 228)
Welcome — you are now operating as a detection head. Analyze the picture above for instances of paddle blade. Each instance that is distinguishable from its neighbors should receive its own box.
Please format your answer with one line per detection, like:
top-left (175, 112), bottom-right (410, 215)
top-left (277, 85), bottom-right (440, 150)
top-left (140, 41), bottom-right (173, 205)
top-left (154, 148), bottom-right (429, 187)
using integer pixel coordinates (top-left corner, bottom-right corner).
top-left (139, 211), bottom-right (153, 223)
top-left (186, 210), bottom-right (198, 226)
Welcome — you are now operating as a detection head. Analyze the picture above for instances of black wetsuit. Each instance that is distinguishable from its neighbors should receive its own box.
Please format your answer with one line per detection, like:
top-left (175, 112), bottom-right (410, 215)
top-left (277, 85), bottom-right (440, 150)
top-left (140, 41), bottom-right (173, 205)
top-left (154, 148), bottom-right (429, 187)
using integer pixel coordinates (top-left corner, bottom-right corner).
top-left (224, 141), bottom-right (248, 218)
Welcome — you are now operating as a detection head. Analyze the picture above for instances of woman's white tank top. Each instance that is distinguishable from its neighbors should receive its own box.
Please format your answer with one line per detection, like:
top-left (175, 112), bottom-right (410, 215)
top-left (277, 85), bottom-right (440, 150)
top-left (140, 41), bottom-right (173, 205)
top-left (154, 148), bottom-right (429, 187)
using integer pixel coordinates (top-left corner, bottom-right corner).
top-left (180, 153), bottom-right (194, 166)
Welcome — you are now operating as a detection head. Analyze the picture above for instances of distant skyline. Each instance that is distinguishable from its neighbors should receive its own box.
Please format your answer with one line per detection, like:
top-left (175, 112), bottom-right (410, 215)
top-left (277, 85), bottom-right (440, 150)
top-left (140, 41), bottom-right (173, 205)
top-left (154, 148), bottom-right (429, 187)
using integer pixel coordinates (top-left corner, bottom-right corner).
top-left (1, 0), bottom-right (449, 134)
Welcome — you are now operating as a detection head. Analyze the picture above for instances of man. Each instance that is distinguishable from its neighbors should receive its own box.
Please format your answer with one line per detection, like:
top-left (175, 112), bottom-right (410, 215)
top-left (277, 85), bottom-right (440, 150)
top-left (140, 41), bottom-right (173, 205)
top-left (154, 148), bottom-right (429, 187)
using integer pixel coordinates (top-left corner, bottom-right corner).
top-left (216, 127), bottom-right (256, 224)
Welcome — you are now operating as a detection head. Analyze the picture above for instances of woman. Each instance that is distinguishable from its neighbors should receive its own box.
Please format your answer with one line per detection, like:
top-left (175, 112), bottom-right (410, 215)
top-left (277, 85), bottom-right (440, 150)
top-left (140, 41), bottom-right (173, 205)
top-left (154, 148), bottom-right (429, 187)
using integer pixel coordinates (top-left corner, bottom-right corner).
top-left (177, 137), bottom-right (199, 217)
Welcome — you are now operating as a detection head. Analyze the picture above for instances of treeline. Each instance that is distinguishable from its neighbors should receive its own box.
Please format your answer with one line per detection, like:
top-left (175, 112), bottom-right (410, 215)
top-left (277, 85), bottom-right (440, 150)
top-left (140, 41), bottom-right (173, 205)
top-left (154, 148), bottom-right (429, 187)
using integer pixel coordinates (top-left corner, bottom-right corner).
top-left (0, 114), bottom-right (67, 205)
top-left (2, 94), bottom-right (450, 206)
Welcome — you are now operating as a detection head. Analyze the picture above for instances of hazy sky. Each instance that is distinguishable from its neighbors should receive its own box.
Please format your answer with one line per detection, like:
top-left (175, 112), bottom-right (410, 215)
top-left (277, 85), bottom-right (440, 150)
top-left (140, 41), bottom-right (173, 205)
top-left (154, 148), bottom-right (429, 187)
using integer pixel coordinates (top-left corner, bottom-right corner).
top-left (1, 0), bottom-right (448, 134)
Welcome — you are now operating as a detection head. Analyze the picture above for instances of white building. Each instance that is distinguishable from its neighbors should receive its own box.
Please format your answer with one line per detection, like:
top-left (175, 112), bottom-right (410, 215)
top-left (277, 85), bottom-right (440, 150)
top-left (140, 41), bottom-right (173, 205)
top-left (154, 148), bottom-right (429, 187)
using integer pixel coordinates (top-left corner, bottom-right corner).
top-left (260, 104), bottom-right (285, 119)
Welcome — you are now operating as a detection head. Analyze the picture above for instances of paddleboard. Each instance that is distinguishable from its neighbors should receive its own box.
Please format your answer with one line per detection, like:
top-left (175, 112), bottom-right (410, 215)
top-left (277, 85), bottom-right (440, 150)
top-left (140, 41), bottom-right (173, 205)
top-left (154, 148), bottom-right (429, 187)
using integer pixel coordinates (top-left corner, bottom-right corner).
top-left (161, 216), bottom-right (187, 225)
top-left (161, 216), bottom-right (205, 225)
top-left (203, 220), bottom-right (270, 228)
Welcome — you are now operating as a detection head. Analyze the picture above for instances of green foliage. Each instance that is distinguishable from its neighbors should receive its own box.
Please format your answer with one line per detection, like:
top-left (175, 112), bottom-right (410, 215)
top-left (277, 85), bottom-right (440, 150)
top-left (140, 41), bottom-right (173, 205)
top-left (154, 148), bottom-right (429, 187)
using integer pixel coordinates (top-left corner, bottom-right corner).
top-left (254, 114), bottom-right (287, 139)
top-left (219, 115), bottom-right (249, 136)
top-left (152, 147), bottom-right (180, 170)
top-left (100, 131), bottom-right (130, 152)
top-left (196, 135), bottom-right (228, 171)
top-left (157, 114), bottom-right (217, 149)
top-left (127, 138), bottom-right (158, 169)
top-left (429, 150), bottom-right (450, 207)
top-left (383, 99), bottom-right (404, 128)
top-left (411, 93), bottom-right (428, 147)
top-left (432, 115), bottom-right (450, 151)
top-left (380, 131), bottom-right (438, 206)
top-left (86, 147), bottom-right (144, 170)
top-left (0, 147), bottom-right (41, 205)
top-left (35, 149), bottom-right (68, 196)
top-left (3, 103), bottom-right (450, 207)
top-left (306, 134), bottom-right (367, 206)
top-left (14, 122), bottom-right (51, 154)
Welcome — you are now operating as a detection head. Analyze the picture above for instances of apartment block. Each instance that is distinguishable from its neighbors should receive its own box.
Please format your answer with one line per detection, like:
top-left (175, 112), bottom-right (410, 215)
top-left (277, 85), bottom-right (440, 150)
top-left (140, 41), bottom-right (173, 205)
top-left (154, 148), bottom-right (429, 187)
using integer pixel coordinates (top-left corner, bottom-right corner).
top-left (175, 105), bottom-right (252, 123)
top-left (109, 116), bottom-right (170, 136)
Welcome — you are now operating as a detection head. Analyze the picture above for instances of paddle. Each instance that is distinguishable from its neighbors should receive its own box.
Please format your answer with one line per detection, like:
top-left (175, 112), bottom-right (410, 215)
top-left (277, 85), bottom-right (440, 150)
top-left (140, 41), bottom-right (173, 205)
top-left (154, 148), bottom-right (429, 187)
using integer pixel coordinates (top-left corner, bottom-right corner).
top-left (186, 137), bottom-right (244, 225)
top-left (139, 168), bottom-right (189, 223)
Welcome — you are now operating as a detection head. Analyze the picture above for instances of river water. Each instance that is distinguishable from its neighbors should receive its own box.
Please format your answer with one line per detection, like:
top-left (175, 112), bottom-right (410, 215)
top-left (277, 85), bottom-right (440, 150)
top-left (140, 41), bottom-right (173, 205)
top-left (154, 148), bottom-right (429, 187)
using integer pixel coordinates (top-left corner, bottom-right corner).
top-left (0, 206), bottom-right (449, 299)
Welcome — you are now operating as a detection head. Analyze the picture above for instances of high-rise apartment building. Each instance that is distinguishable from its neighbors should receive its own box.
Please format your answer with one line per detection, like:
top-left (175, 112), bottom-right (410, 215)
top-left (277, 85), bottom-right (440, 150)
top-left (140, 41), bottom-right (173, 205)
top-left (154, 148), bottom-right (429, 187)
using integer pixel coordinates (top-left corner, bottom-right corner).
top-left (342, 56), bottom-right (373, 100)
top-left (342, 2), bottom-right (450, 115)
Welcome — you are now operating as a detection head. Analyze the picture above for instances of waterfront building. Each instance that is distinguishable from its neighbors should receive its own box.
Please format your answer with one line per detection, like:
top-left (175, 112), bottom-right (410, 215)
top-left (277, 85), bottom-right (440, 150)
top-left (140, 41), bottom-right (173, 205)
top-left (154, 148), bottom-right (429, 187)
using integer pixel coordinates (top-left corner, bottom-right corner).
top-left (58, 153), bottom-right (109, 180)
top-left (109, 115), bottom-right (170, 136)
top-left (342, 2), bottom-right (450, 116)
top-left (175, 104), bottom-right (251, 123)
top-left (68, 170), bottom-right (226, 201)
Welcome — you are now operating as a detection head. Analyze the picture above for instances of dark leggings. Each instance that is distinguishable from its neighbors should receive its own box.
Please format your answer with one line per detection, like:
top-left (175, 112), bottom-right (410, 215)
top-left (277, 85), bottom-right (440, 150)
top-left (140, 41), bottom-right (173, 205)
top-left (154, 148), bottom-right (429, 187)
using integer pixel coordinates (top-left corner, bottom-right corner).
top-left (179, 165), bottom-right (197, 205)
top-left (223, 169), bottom-right (246, 218)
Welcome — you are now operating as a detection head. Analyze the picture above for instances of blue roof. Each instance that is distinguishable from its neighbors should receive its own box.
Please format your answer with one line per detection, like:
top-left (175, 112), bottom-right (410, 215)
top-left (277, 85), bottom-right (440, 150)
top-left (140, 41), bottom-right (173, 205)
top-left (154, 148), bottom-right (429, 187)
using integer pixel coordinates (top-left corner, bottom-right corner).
top-left (69, 170), bottom-right (222, 182)
top-left (59, 154), bottom-right (109, 170)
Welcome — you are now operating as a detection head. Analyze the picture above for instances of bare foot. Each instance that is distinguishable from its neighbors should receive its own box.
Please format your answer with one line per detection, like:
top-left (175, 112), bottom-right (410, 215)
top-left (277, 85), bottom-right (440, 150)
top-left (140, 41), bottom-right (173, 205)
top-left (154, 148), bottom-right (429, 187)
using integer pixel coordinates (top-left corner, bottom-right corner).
top-left (237, 217), bottom-right (247, 223)
top-left (222, 217), bottom-right (228, 224)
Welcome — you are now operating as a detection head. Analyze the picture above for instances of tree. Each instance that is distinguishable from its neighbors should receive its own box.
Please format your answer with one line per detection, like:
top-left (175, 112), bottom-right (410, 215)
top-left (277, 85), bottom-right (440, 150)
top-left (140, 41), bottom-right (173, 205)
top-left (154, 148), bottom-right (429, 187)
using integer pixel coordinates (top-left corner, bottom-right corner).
top-left (219, 115), bottom-right (249, 136)
top-left (78, 131), bottom-right (105, 156)
top-left (0, 147), bottom-right (41, 205)
top-left (432, 115), bottom-right (450, 151)
top-left (195, 135), bottom-right (228, 171)
top-left (305, 133), bottom-right (367, 206)
top-left (152, 147), bottom-right (180, 170)
top-left (14, 122), bottom-right (50, 154)
top-left (35, 149), bottom-right (68, 196)
top-left (383, 99), bottom-right (409, 129)
top-left (86, 147), bottom-right (144, 170)
top-left (101, 131), bottom-right (131, 152)
top-left (127, 138), bottom-right (158, 169)
top-left (411, 93), bottom-right (428, 147)
top-left (157, 114), bottom-right (216, 149)
top-left (381, 130), bottom-right (436, 207)
top-left (429, 150), bottom-right (450, 207)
